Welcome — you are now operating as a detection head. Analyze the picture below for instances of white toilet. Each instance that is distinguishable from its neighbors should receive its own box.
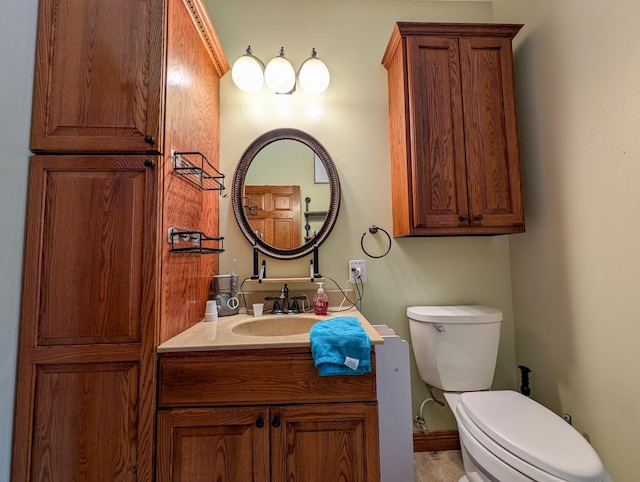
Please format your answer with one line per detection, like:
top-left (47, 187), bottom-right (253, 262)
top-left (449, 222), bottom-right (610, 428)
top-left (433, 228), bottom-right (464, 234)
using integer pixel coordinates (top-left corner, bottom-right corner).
top-left (408, 305), bottom-right (611, 482)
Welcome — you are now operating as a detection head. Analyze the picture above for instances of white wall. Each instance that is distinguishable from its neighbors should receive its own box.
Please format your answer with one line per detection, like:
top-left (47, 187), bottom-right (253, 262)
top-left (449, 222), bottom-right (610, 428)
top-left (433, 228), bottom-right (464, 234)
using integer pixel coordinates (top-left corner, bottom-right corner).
top-left (208, 0), bottom-right (517, 433)
top-left (0, 1), bottom-right (38, 480)
top-left (493, 0), bottom-right (640, 479)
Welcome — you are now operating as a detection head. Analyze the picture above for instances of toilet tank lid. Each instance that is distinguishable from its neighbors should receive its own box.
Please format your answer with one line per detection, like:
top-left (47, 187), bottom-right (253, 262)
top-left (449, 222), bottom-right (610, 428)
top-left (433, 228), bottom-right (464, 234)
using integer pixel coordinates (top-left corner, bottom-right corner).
top-left (407, 305), bottom-right (502, 323)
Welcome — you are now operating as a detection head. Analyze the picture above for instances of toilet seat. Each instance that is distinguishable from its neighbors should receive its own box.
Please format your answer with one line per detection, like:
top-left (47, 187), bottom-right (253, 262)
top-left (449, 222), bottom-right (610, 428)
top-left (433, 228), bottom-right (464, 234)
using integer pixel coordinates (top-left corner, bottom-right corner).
top-left (456, 398), bottom-right (566, 481)
top-left (457, 391), bottom-right (608, 482)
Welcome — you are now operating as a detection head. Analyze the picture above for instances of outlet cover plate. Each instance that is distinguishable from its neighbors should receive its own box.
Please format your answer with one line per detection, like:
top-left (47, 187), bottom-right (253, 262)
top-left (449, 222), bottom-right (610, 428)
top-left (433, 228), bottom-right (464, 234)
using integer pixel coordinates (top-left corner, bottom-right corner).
top-left (349, 259), bottom-right (367, 283)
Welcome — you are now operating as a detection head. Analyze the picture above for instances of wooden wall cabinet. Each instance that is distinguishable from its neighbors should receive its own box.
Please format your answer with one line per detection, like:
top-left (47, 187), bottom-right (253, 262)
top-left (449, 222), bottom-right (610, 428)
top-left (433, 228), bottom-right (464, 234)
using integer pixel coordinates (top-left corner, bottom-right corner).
top-left (156, 350), bottom-right (381, 482)
top-left (382, 23), bottom-right (525, 236)
top-left (11, 0), bottom-right (228, 480)
top-left (29, 0), bottom-right (164, 153)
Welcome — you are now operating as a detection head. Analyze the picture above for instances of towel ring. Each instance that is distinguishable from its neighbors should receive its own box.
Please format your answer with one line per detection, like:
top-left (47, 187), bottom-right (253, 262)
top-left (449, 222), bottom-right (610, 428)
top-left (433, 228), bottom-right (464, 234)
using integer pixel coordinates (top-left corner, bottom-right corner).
top-left (360, 225), bottom-right (392, 259)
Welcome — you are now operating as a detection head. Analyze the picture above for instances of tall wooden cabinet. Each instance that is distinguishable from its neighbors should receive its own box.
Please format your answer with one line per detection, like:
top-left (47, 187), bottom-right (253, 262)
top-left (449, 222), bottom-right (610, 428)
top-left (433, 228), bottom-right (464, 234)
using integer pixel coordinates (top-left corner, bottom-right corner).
top-left (382, 23), bottom-right (525, 236)
top-left (12, 0), bottom-right (229, 480)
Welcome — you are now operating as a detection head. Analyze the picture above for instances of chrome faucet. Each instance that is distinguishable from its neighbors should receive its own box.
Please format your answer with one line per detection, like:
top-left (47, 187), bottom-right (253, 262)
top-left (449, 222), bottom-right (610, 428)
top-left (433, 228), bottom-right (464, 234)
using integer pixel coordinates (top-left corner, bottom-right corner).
top-left (265, 284), bottom-right (306, 314)
top-left (264, 284), bottom-right (289, 314)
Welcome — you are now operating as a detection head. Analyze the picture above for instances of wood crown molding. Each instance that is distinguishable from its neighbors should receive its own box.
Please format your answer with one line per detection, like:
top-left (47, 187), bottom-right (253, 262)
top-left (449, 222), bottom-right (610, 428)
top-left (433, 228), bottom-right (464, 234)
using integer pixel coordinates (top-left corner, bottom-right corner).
top-left (183, 0), bottom-right (230, 76)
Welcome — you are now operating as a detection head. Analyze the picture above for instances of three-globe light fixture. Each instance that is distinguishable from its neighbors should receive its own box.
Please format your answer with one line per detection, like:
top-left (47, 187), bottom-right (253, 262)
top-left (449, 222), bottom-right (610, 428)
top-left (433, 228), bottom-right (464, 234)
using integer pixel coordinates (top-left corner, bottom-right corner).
top-left (231, 46), bottom-right (330, 95)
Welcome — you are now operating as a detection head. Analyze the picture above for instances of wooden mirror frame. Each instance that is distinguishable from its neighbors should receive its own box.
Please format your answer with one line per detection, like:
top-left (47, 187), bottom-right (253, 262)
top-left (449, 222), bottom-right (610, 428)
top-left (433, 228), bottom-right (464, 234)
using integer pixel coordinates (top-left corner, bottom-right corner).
top-left (231, 128), bottom-right (341, 260)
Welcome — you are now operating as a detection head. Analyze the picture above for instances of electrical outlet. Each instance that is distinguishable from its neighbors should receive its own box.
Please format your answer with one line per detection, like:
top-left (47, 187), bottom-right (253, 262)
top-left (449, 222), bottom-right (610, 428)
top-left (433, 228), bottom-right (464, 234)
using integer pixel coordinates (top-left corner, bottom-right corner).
top-left (348, 259), bottom-right (367, 283)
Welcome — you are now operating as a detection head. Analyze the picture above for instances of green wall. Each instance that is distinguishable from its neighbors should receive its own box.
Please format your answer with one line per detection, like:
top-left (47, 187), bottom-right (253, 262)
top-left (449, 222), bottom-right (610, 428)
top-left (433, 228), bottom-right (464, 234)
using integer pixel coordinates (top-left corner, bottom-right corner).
top-left (209, 0), bottom-right (518, 435)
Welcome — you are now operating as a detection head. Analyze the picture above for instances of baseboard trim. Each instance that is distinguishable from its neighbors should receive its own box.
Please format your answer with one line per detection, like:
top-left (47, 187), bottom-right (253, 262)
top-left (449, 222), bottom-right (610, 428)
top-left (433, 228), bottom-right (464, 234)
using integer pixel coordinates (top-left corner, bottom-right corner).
top-left (413, 430), bottom-right (460, 452)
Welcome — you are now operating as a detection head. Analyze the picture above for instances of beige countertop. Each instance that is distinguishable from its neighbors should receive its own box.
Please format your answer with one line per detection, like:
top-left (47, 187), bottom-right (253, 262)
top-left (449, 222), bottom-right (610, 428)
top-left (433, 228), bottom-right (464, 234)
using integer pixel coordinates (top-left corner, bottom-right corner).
top-left (157, 308), bottom-right (384, 353)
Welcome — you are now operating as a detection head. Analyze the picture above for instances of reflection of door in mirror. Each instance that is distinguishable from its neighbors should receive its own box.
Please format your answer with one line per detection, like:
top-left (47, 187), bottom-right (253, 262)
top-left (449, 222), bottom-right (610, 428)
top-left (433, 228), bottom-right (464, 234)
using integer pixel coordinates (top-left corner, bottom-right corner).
top-left (244, 139), bottom-right (330, 248)
top-left (244, 185), bottom-right (301, 249)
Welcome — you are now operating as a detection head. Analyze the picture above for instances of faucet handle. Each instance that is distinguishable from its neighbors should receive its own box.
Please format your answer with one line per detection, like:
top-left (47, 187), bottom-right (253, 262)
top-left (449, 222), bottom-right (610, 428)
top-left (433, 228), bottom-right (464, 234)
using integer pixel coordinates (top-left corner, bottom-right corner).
top-left (265, 296), bottom-right (282, 314)
top-left (290, 296), bottom-right (305, 314)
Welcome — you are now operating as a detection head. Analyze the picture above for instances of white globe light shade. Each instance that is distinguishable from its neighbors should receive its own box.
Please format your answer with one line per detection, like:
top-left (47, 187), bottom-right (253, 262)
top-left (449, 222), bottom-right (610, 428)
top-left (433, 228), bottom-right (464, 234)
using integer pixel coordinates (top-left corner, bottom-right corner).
top-left (264, 55), bottom-right (296, 94)
top-left (231, 55), bottom-right (264, 92)
top-left (299, 57), bottom-right (330, 94)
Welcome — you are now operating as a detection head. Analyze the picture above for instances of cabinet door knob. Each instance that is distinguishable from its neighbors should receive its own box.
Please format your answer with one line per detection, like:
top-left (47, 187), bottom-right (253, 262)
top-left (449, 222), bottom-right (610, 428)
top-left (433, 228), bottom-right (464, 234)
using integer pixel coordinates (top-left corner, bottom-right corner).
top-left (144, 159), bottom-right (155, 168)
top-left (271, 417), bottom-right (281, 428)
top-left (473, 214), bottom-right (484, 222)
top-left (144, 135), bottom-right (155, 145)
top-left (459, 214), bottom-right (469, 222)
top-left (255, 417), bottom-right (265, 428)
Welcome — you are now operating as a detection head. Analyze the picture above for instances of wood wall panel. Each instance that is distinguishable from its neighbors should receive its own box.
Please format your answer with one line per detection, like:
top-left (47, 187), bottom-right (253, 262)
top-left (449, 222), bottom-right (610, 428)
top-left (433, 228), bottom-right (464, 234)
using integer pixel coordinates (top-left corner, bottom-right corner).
top-left (160, 0), bottom-right (224, 341)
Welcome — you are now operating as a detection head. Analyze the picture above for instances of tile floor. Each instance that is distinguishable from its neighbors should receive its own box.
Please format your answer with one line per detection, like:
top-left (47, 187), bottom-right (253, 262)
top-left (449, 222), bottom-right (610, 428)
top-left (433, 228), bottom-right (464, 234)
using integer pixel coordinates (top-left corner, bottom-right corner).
top-left (414, 450), bottom-right (465, 482)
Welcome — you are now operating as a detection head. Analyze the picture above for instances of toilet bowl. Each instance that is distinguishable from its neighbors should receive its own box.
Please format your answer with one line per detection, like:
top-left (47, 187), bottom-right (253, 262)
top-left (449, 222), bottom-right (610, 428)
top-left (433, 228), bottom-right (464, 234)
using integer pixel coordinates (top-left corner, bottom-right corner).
top-left (408, 305), bottom-right (611, 482)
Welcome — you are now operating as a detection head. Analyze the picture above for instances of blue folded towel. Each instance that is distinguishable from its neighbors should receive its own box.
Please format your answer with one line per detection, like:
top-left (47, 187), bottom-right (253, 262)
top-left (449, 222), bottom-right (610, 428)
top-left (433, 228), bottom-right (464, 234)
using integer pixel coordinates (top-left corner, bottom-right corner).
top-left (310, 316), bottom-right (371, 376)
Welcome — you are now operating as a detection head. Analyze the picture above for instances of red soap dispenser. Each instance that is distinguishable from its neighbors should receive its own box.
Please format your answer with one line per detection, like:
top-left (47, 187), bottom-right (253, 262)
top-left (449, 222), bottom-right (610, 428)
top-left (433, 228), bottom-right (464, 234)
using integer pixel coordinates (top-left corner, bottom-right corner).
top-left (313, 282), bottom-right (329, 315)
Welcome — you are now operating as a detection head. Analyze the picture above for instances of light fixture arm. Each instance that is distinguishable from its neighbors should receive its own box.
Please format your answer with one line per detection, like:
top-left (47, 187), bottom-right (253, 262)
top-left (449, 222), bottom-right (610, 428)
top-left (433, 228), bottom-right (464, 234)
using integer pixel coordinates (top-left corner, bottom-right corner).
top-left (295, 48), bottom-right (316, 75)
top-left (244, 45), bottom-right (265, 68)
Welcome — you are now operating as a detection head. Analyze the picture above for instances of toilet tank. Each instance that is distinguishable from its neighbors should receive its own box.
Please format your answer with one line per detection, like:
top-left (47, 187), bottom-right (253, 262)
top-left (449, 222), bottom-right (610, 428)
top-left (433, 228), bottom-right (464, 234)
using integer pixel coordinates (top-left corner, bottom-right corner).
top-left (407, 305), bottom-right (502, 392)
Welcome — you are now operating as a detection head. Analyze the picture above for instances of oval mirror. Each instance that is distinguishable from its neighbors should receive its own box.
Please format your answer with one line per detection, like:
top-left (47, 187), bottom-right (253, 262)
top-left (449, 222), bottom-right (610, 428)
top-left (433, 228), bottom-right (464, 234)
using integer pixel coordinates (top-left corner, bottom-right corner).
top-left (232, 128), bottom-right (341, 259)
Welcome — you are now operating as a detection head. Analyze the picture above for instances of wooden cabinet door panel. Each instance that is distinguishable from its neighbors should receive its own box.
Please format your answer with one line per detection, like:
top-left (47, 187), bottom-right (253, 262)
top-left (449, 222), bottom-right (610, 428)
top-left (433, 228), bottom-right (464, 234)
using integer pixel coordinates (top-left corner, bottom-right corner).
top-left (37, 166), bottom-right (147, 345)
top-left (407, 36), bottom-right (468, 228)
top-left (271, 403), bottom-right (380, 482)
top-left (31, 362), bottom-right (139, 481)
top-left (460, 37), bottom-right (524, 227)
top-left (157, 407), bottom-right (271, 482)
top-left (30, 0), bottom-right (163, 153)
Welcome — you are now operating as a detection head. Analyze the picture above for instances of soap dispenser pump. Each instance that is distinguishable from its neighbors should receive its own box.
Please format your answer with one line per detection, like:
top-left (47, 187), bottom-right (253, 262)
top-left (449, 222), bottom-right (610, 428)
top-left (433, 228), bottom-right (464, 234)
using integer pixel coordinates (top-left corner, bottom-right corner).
top-left (313, 282), bottom-right (329, 315)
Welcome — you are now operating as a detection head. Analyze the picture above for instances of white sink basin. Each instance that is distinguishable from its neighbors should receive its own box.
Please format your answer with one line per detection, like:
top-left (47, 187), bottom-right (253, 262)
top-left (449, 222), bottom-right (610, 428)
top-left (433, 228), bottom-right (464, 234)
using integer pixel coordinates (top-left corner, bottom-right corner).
top-left (231, 315), bottom-right (321, 337)
top-left (156, 308), bottom-right (384, 352)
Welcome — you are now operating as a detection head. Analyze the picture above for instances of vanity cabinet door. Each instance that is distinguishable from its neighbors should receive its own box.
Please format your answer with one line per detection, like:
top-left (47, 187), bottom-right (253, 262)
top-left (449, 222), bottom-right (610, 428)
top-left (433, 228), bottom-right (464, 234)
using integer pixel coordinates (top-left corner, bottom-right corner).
top-left (157, 403), bottom-right (380, 482)
top-left (157, 407), bottom-right (271, 482)
top-left (271, 403), bottom-right (380, 482)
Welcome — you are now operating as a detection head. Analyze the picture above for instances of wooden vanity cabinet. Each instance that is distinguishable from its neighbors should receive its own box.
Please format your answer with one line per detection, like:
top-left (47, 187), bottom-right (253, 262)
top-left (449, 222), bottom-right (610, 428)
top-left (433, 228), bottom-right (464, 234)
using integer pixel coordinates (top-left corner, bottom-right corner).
top-left (157, 349), bottom-right (381, 482)
top-left (382, 23), bottom-right (525, 236)
top-left (12, 0), bottom-right (228, 480)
